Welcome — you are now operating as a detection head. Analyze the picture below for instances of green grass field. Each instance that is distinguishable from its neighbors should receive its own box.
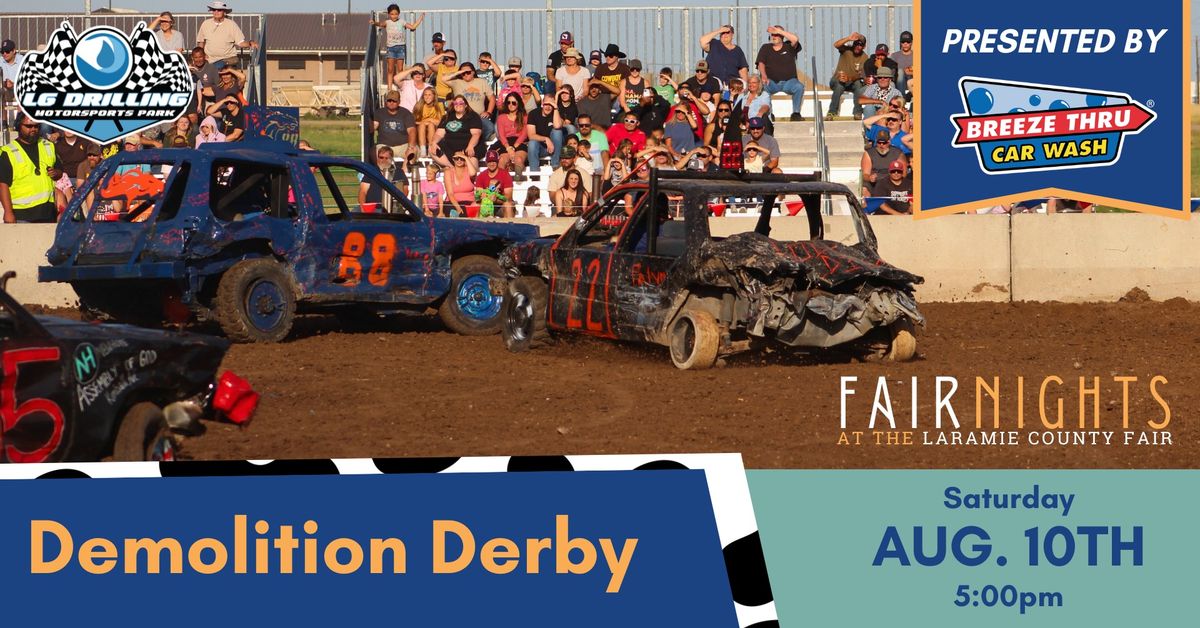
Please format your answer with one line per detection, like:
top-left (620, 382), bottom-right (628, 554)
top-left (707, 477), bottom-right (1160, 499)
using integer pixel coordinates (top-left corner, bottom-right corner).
top-left (298, 117), bottom-right (362, 157)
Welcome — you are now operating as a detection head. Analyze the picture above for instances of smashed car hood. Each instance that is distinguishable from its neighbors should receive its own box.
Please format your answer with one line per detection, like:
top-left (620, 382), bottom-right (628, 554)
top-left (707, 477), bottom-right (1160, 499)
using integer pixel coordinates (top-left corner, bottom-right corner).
top-left (696, 232), bottom-right (923, 290)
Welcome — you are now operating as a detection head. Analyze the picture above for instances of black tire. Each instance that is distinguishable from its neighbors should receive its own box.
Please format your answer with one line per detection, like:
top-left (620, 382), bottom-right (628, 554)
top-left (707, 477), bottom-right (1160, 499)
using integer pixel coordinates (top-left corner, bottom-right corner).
top-left (113, 403), bottom-right (176, 461)
top-left (438, 255), bottom-right (507, 336)
top-left (669, 308), bottom-right (721, 370)
top-left (215, 258), bottom-right (297, 343)
top-left (503, 276), bottom-right (550, 352)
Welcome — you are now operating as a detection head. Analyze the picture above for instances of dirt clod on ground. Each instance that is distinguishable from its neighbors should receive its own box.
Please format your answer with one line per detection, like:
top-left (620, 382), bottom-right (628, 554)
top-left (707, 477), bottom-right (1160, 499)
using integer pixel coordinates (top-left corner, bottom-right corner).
top-left (1120, 287), bottom-right (1152, 303)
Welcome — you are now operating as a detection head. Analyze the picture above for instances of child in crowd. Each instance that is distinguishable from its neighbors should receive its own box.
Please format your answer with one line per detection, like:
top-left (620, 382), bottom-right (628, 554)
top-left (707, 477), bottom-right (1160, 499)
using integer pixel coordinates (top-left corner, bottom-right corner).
top-left (420, 163), bottom-right (445, 217)
top-left (371, 5), bottom-right (425, 89)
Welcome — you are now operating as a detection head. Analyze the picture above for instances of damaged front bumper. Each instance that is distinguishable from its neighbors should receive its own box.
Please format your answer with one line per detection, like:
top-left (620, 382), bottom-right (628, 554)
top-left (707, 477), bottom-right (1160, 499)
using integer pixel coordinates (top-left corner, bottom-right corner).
top-left (746, 285), bottom-right (924, 349)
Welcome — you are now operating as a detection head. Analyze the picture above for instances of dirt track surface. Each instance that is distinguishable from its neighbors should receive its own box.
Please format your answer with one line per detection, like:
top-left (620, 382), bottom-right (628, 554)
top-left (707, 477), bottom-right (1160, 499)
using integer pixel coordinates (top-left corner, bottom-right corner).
top-left (184, 301), bottom-right (1200, 468)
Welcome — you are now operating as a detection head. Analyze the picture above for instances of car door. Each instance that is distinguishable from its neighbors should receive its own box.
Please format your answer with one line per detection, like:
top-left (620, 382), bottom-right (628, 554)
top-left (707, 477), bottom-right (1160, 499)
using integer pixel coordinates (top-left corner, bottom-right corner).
top-left (608, 191), bottom-right (688, 341)
top-left (546, 192), bottom-right (644, 337)
top-left (303, 162), bottom-right (435, 303)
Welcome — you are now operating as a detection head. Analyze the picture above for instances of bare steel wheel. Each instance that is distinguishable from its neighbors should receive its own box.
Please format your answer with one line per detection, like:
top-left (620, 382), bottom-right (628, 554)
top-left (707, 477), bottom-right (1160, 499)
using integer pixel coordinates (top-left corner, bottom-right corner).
top-left (669, 308), bottom-right (720, 370)
top-left (503, 276), bottom-right (549, 352)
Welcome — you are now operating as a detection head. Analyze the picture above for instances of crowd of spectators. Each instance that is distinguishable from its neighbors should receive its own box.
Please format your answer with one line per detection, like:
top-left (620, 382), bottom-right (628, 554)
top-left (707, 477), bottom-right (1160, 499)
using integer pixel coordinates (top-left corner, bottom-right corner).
top-left (367, 18), bottom-right (832, 218)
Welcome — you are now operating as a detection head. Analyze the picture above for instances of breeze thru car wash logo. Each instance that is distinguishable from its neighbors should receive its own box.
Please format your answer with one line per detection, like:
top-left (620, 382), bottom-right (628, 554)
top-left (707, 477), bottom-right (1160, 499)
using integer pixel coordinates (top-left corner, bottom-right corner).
top-left (15, 21), bottom-right (194, 145)
top-left (950, 77), bottom-right (1155, 174)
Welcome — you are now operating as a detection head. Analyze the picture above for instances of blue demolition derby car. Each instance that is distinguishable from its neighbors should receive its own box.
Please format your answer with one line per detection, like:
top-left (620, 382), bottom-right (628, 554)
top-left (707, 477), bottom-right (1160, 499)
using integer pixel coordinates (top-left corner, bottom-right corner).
top-left (39, 140), bottom-right (537, 342)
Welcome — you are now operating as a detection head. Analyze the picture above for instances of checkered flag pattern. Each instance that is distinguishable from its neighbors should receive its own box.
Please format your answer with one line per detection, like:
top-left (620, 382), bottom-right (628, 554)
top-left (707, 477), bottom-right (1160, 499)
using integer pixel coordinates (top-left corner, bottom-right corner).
top-left (15, 21), bottom-right (84, 94)
top-left (126, 23), bottom-right (194, 92)
top-left (15, 21), bottom-right (192, 95)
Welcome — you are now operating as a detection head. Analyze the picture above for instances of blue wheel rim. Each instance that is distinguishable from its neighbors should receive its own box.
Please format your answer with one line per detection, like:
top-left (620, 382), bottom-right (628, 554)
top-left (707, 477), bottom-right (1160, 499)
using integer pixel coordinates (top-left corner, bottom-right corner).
top-left (456, 273), bottom-right (502, 321)
top-left (245, 278), bottom-right (286, 331)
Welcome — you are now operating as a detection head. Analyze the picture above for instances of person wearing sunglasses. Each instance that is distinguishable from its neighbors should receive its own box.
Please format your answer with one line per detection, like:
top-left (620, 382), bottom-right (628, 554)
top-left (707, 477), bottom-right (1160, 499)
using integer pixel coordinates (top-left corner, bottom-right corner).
top-left (446, 62), bottom-right (496, 143)
top-left (860, 129), bottom-right (906, 198)
top-left (703, 100), bottom-right (736, 148)
top-left (698, 24), bottom-right (750, 88)
top-left (679, 60), bottom-right (721, 100)
top-left (373, 89), bottom-right (416, 162)
top-left (424, 49), bottom-right (460, 100)
top-left (605, 112), bottom-right (647, 154)
top-left (431, 95), bottom-right (485, 163)
top-left (873, 159), bottom-right (913, 215)
top-left (197, 2), bottom-right (255, 69)
top-left (149, 12), bottom-right (186, 53)
top-left (1, 113), bottom-right (64, 223)
top-left (392, 63), bottom-right (429, 110)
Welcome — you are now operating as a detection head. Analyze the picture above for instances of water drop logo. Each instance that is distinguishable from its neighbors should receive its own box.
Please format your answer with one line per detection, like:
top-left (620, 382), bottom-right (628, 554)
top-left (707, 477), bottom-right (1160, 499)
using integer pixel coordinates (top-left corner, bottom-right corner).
top-left (13, 21), bottom-right (194, 144)
top-left (950, 77), bottom-right (1154, 175)
top-left (72, 28), bottom-right (132, 90)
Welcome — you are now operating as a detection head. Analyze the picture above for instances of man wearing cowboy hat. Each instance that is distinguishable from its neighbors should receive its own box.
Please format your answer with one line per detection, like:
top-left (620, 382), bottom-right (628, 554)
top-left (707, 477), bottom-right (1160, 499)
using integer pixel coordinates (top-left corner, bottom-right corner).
top-left (197, 2), bottom-right (256, 68)
top-left (591, 44), bottom-right (630, 98)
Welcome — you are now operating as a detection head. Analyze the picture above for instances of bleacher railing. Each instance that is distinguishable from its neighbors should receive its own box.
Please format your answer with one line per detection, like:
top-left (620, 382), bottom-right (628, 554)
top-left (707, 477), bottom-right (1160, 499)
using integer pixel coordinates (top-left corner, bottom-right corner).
top-left (362, 15), bottom-right (381, 163)
top-left (364, 3), bottom-right (910, 91)
top-left (245, 16), bottom-right (269, 107)
top-left (0, 13), bottom-right (264, 52)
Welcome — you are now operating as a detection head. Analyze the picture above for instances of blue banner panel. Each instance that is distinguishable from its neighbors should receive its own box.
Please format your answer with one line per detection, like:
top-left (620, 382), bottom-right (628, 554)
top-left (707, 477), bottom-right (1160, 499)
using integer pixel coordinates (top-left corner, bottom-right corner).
top-left (0, 471), bottom-right (737, 627)
top-left (917, 0), bottom-right (1187, 216)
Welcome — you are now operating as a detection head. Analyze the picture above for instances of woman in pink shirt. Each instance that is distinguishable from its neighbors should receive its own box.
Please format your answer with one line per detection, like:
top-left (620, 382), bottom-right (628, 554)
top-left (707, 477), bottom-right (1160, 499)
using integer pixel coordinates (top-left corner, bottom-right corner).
top-left (491, 93), bottom-right (529, 177)
top-left (394, 63), bottom-right (430, 111)
top-left (438, 151), bottom-right (477, 217)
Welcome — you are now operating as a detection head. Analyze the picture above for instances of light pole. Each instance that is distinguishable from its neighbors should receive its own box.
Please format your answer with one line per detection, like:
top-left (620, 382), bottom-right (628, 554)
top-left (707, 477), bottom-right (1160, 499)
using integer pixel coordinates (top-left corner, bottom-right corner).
top-left (347, 0), bottom-right (353, 84)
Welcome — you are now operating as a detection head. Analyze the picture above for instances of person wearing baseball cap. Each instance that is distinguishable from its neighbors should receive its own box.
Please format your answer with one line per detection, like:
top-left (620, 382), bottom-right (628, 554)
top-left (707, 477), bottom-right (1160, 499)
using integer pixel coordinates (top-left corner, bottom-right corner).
top-left (374, 89), bottom-right (417, 161)
top-left (545, 31), bottom-right (576, 77)
top-left (0, 39), bottom-right (23, 97)
top-left (874, 159), bottom-right (913, 215)
top-left (829, 32), bottom-right (870, 119)
top-left (741, 117), bottom-right (781, 173)
top-left (864, 43), bottom-right (900, 86)
top-left (680, 59), bottom-right (720, 99)
top-left (474, 148), bottom-right (515, 218)
top-left (588, 50), bottom-right (603, 69)
top-left (431, 31), bottom-right (446, 55)
top-left (1, 112), bottom-right (62, 223)
top-left (197, 2), bottom-right (255, 68)
top-left (861, 128), bottom-right (906, 198)
top-left (892, 31), bottom-right (914, 94)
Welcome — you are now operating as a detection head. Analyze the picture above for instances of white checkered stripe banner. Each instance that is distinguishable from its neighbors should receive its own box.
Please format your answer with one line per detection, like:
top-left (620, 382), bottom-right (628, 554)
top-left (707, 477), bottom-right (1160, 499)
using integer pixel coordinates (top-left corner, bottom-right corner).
top-left (16, 21), bottom-right (192, 95)
top-left (15, 21), bottom-right (83, 93)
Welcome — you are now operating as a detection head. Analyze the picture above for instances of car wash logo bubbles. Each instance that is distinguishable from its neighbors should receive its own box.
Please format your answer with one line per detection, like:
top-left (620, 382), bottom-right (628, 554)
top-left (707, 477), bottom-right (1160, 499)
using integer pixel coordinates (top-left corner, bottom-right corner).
top-left (950, 78), bottom-right (1155, 174)
top-left (15, 22), bottom-right (194, 144)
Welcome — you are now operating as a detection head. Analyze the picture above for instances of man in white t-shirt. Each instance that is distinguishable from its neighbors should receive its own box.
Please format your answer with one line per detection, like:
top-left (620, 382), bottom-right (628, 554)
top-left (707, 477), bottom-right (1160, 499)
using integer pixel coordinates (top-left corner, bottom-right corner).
top-left (196, 2), bottom-right (255, 68)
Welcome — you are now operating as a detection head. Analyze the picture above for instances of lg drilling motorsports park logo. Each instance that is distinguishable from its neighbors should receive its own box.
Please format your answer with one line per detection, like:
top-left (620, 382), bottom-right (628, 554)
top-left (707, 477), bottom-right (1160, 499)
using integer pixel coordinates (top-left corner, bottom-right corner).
top-left (15, 21), bottom-right (194, 144)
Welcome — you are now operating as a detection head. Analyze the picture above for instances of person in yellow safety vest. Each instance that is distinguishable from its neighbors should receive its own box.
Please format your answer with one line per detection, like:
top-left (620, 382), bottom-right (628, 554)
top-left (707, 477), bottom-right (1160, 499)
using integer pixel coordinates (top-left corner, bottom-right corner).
top-left (1, 114), bottom-right (65, 223)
